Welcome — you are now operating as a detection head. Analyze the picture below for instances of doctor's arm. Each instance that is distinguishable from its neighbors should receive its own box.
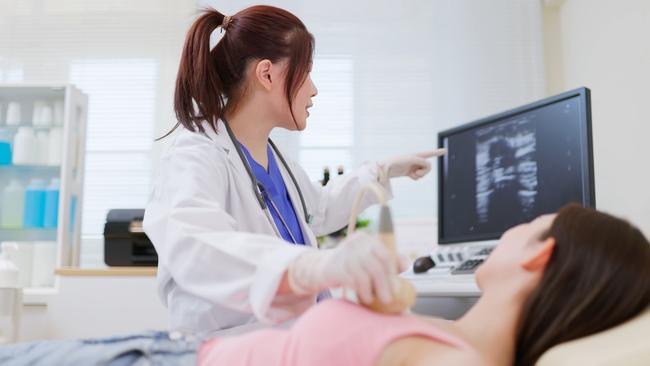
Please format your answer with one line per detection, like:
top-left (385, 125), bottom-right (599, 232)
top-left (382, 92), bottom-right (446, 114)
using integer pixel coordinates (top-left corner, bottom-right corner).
top-left (297, 149), bottom-right (445, 236)
top-left (294, 160), bottom-right (390, 236)
top-left (144, 141), bottom-right (314, 324)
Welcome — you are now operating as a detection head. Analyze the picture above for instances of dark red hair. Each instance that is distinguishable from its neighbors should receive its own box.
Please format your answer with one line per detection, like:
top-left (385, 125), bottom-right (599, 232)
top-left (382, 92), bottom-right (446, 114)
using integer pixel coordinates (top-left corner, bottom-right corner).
top-left (165, 5), bottom-right (314, 138)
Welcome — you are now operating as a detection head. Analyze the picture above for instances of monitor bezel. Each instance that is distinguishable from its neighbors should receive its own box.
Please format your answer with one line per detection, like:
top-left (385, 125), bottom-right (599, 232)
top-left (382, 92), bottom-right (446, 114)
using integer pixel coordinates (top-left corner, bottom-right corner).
top-left (437, 87), bottom-right (595, 245)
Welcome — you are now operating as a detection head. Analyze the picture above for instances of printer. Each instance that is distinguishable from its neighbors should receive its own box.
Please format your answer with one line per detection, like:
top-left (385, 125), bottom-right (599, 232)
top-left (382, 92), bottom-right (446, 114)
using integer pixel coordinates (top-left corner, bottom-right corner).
top-left (104, 209), bottom-right (157, 266)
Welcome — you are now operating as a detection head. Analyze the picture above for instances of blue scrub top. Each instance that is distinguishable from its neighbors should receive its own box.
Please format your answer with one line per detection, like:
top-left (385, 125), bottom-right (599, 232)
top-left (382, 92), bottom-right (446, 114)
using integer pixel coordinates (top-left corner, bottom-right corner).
top-left (239, 142), bottom-right (306, 245)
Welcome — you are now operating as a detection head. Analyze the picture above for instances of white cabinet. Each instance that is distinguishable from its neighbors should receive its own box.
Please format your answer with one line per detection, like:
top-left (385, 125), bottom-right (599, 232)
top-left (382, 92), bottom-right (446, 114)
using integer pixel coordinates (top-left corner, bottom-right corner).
top-left (0, 84), bottom-right (87, 290)
top-left (19, 269), bottom-right (166, 341)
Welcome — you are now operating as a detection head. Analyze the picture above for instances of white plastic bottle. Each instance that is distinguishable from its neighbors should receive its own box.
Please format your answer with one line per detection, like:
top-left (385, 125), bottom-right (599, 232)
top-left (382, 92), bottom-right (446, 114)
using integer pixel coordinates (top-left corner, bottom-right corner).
top-left (0, 242), bottom-right (33, 288)
top-left (32, 100), bottom-right (51, 127)
top-left (32, 100), bottom-right (42, 126)
top-left (36, 130), bottom-right (50, 165)
top-left (0, 251), bottom-right (19, 285)
top-left (40, 104), bottom-right (53, 127)
top-left (5, 102), bottom-right (21, 126)
top-left (12, 127), bottom-right (37, 165)
top-left (0, 180), bottom-right (25, 228)
top-left (48, 127), bottom-right (63, 166)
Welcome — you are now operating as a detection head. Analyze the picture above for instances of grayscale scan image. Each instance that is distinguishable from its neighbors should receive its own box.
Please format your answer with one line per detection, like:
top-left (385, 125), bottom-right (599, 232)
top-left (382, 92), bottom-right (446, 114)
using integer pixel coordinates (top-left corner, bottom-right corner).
top-left (475, 118), bottom-right (538, 224)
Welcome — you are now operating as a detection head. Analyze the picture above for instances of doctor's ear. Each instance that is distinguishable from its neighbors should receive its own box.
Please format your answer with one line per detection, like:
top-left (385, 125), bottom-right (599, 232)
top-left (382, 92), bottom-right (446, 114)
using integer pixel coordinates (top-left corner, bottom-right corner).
top-left (521, 237), bottom-right (556, 273)
top-left (254, 59), bottom-right (273, 91)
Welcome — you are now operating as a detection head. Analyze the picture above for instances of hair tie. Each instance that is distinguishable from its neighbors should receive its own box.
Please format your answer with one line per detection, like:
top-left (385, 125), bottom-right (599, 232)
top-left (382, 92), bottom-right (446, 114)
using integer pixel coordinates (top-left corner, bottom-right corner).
top-left (221, 15), bottom-right (232, 31)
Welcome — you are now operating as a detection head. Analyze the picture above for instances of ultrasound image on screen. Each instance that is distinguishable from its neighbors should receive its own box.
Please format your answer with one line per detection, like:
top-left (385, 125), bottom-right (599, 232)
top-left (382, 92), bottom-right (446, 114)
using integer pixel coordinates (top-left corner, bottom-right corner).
top-left (440, 95), bottom-right (590, 243)
top-left (475, 118), bottom-right (538, 224)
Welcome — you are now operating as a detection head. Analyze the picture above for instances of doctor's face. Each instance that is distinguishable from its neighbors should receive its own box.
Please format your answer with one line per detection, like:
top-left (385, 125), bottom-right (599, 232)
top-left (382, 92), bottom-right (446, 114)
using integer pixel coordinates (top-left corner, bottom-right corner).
top-left (267, 60), bottom-right (318, 131)
top-left (290, 72), bottom-right (318, 131)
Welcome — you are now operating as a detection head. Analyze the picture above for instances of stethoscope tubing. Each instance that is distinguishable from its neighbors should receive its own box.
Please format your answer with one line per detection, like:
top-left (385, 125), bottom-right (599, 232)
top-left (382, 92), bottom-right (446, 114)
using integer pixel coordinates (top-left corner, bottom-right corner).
top-left (221, 118), bottom-right (310, 243)
top-left (265, 190), bottom-right (299, 244)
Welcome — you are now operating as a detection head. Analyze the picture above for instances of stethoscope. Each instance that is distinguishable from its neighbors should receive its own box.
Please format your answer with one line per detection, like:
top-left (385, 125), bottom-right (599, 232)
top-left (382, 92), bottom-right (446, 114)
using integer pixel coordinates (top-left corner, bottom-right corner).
top-left (222, 118), bottom-right (312, 244)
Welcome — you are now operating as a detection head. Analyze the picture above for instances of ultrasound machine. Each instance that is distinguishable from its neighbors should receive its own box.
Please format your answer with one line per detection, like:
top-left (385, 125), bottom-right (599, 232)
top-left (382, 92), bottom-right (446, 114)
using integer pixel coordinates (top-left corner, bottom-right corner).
top-left (410, 87), bottom-right (595, 280)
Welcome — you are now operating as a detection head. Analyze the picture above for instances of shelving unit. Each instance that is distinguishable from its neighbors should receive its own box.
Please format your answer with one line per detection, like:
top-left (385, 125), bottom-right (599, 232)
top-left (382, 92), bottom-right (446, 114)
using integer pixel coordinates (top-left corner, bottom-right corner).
top-left (0, 84), bottom-right (88, 291)
top-left (0, 228), bottom-right (58, 241)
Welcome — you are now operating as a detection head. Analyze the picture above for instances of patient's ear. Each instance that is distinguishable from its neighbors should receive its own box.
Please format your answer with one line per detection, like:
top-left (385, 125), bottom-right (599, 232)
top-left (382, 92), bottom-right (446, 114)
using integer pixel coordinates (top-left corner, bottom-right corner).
top-left (521, 238), bottom-right (556, 272)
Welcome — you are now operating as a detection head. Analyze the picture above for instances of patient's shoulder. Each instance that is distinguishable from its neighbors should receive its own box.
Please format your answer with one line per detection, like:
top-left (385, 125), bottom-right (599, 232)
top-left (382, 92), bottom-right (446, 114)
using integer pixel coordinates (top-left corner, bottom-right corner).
top-left (378, 336), bottom-right (490, 366)
top-left (413, 347), bottom-right (490, 366)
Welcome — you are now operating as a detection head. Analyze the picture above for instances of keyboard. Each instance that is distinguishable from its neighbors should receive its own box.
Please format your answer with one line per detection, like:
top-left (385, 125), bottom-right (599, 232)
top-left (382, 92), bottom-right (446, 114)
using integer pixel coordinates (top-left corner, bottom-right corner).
top-left (451, 258), bottom-right (485, 275)
top-left (474, 247), bottom-right (494, 256)
top-left (451, 246), bottom-right (494, 275)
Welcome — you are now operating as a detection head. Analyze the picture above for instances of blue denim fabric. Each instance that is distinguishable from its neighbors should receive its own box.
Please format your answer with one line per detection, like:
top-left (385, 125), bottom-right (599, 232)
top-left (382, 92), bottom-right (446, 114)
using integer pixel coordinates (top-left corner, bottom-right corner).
top-left (0, 331), bottom-right (200, 366)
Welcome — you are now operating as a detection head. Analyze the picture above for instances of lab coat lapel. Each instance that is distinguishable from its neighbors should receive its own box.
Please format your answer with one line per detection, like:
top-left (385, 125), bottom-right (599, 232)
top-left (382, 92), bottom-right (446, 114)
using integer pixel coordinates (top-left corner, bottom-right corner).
top-left (203, 120), bottom-right (248, 176)
top-left (202, 120), bottom-right (279, 235)
top-left (271, 148), bottom-right (318, 248)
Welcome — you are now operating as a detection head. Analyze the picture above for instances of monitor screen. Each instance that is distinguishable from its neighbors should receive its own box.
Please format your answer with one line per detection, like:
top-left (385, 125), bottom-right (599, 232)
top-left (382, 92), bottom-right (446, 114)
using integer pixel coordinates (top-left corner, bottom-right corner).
top-left (437, 88), bottom-right (594, 244)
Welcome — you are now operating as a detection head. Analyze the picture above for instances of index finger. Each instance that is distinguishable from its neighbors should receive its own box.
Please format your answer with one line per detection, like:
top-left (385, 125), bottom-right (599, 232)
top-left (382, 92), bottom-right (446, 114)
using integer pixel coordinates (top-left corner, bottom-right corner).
top-left (416, 148), bottom-right (447, 159)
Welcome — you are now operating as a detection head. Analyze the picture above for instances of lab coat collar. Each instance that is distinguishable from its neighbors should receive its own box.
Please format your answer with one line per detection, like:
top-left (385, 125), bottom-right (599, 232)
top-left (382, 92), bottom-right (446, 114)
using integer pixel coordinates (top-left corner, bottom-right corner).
top-left (201, 119), bottom-right (251, 177)
top-left (201, 119), bottom-right (235, 155)
top-left (201, 119), bottom-right (316, 247)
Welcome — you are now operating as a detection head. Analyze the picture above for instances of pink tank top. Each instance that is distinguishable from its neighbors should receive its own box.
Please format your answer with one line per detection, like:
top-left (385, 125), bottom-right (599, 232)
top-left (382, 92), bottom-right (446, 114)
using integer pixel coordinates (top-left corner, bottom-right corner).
top-left (198, 299), bottom-right (475, 366)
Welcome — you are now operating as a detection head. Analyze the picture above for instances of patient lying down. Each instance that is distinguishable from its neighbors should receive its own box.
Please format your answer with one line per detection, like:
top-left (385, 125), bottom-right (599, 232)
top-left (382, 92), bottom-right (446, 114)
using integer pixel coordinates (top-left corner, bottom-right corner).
top-left (199, 204), bottom-right (650, 366)
top-left (2, 204), bottom-right (649, 366)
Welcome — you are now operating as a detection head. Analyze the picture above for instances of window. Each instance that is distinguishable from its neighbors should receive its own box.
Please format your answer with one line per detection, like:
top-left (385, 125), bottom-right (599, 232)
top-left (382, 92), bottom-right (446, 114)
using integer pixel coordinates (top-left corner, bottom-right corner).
top-left (299, 57), bottom-right (354, 180)
top-left (69, 59), bottom-right (157, 235)
top-left (0, 58), bottom-right (23, 82)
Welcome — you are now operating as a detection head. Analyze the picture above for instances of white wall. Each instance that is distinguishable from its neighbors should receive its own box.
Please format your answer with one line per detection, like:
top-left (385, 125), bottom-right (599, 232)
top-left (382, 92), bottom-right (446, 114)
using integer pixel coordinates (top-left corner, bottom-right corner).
top-left (543, 0), bottom-right (650, 236)
top-left (200, 0), bottom-right (546, 219)
top-left (0, 0), bottom-right (547, 234)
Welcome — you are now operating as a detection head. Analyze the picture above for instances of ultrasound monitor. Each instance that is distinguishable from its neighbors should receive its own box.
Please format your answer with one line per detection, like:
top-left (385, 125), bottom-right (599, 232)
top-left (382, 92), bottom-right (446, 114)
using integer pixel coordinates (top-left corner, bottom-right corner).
top-left (437, 87), bottom-right (595, 245)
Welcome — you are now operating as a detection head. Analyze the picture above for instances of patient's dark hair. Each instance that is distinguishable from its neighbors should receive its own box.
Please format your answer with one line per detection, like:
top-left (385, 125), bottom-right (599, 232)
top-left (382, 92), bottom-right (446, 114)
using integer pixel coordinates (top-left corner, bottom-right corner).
top-left (515, 204), bottom-right (650, 366)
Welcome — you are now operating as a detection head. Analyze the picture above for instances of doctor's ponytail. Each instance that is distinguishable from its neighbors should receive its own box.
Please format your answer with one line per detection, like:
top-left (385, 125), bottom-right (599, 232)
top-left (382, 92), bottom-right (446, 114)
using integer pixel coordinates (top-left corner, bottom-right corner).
top-left (162, 6), bottom-right (314, 139)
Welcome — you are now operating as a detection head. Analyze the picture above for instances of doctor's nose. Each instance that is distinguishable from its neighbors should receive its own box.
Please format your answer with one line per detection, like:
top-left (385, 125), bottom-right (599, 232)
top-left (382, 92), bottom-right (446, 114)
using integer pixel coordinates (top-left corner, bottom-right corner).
top-left (311, 82), bottom-right (318, 97)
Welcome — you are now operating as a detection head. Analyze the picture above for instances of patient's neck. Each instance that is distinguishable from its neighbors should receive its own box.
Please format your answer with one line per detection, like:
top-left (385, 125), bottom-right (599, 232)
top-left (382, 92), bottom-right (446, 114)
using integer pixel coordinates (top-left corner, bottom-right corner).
top-left (454, 285), bottom-right (525, 366)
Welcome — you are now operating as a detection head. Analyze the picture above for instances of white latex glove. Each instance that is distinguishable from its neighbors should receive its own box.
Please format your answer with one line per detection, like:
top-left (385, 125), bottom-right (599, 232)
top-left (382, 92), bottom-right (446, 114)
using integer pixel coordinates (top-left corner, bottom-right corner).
top-left (380, 148), bottom-right (447, 180)
top-left (288, 231), bottom-right (406, 305)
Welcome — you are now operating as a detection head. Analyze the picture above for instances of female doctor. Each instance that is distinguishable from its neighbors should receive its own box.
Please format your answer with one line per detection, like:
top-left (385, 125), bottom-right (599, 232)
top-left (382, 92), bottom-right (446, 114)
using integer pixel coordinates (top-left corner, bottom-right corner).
top-left (144, 5), bottom-right (443, 336)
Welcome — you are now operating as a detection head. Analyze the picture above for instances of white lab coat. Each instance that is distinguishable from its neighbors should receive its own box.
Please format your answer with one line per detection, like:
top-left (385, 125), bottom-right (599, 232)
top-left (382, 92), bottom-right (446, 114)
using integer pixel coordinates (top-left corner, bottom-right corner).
top-left (143, 120), bottom-right (390, 336)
